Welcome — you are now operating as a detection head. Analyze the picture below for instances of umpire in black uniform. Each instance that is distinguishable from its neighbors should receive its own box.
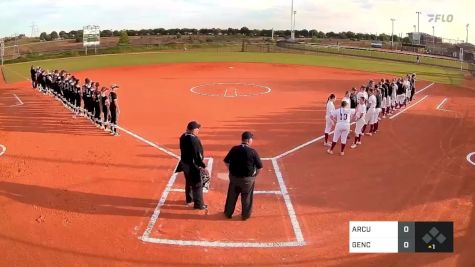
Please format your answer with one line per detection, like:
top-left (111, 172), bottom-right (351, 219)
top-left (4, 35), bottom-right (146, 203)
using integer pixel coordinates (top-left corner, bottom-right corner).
top-left (223, 131), bottom-right (263, 220)
top-left (178, 121), bottom-right (208, 210)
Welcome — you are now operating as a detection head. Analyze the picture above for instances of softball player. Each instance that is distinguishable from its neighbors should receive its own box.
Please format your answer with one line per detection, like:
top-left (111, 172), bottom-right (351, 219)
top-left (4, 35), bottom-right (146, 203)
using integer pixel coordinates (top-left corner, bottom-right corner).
top-left (404, 77), bottom-right (411, 104)
top-left (362, 88), bottom-right (376, 136)
top-left (324, 94), bottom-right (336, 147)
top-left (342, 91), bottom-right (351, 109)
top-left (327, 101), bottom-right (355, 156)
top-left (351, 96), bottom-right (367, 149)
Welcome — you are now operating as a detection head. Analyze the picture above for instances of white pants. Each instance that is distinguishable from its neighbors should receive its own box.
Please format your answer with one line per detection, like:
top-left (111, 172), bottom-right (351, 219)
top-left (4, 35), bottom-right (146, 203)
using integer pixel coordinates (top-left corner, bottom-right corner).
top-left (324, 116), bottom-right (334, 134)
top-left (371, 108), bottom-right (381, 124)
top-left (355, 117), bottom-right (366, 135)
top-left (382, 97), bottom-right (387, 109)
top-left (333, 123), bottom-right (350, 144)
top-left (391, 95), bottom-right (397, 106)
top-left (386, 97), bottom-right (391, 107)
top-left (398, 94), bottom-right (405, 105)
top-left (365, 108), bottom-right (375, 125)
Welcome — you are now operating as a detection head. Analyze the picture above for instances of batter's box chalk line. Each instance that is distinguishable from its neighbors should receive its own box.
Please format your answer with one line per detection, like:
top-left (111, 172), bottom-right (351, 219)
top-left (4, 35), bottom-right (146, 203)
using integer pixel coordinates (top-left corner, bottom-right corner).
top-left (190, 82), bottom-right (272, 97)
top-left (139, 157), bottom-right (305, 248)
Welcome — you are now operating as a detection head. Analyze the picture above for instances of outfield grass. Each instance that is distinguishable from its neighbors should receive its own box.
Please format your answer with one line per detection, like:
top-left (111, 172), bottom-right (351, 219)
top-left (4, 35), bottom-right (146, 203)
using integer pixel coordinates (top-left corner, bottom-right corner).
top-left (1, 51), bottom-right (464, 85)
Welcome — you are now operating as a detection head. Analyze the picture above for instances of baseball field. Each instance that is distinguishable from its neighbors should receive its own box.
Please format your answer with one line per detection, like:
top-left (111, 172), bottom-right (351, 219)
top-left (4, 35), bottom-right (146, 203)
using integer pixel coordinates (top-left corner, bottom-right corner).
top-left (0, 51), bottom-right (474, 266)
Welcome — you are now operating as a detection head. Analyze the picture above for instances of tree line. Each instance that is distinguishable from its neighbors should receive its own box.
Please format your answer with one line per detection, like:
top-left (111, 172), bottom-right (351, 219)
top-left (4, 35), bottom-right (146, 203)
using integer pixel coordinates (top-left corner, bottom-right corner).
top-left (38, 27), bottom-right (404, 42)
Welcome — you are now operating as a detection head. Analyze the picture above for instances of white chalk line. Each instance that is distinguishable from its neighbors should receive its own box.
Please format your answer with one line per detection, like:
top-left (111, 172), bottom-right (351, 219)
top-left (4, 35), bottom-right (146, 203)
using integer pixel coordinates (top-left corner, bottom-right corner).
top-left (271, 158), bottom-right (305, 243)
top-left (168, 188), bottom-right (281, 195)
top-left (0, 144), bottom-right (6, 157)
top-left (141, 237), bottom-right (304, 248)
top-left (467, 152), bottom-right (475, 166)
top-left (190, 82), bottom-right (272, 97)
top-left (115, 125), bottom-right (180, 159)
top-left (436, 98), bottom-right (448, 110)
top-left (415, 82), bottom-right (435, 95)
top-left (140, 157), bottom-right (305, 247)
top-left (436, 97), bottom-right (453, 112)
top-left (142, 161), bottom-right (181, 240)
top-left (10, 94), bottom-right (24, 107)
top-left (389, 95), bottom-right (429, 120)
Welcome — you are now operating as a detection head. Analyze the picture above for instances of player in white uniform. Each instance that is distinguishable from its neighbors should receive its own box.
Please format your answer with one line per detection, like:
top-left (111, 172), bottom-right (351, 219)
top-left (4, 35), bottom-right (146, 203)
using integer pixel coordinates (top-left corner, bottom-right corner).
top-left (323, 94), bottom-right (336, 147)
top-left (391, 79), bottom-right (397, 112)
top-left (327, 101), bottom-right (355, 156)
top-left (364, 88), bottom-right (377, 136)
top-left (351, 96), bottom-right (367, 148)
top-left (342, 91), bottom-right (351, 109)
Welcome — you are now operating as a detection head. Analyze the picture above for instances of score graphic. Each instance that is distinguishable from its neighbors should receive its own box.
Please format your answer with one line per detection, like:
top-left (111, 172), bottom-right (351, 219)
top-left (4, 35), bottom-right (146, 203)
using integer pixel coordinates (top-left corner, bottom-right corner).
top-left (349, 221), bottom-right (453, 253)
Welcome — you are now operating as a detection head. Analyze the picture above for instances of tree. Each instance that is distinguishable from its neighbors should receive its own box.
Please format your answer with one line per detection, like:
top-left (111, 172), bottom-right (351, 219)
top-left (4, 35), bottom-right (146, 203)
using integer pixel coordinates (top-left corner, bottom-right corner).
top-left (119, 30), bottom-right (129, 45)
top-left (75, 30), bottom-right (83, 43)
top-left (100, 30), bottom-right (113, 37)
top-left (59, 31), bottom-right (68, 39)
top-left (113, 30), bottom-right (120, 36)
top-left (39, 32), bottom-right (48, 41)
top-left (44, 34), bottom-right (52, 41)
top-left (50, 31), bottom-right (59, 40)
top-left (240, 27), bottom-right (250, 36)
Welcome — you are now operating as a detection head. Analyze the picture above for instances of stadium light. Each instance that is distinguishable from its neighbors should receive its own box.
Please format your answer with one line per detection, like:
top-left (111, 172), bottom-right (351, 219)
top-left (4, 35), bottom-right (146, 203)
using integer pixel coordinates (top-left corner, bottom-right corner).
top-left (467, 24), bottom-right (470, 43)
top-left (290, 0), bottom-right (295, 40)
top-left (390, 18), bottom-right (395, 49)
top-left (416, 11), bottom-right (421, 33)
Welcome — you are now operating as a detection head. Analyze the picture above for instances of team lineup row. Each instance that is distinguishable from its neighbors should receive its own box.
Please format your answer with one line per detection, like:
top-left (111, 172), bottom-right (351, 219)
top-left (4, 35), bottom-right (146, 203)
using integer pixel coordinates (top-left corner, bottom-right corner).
top-left (324, 74), bottom-right (417, 156)
top-left (29, 66), bottom-right (121, 135)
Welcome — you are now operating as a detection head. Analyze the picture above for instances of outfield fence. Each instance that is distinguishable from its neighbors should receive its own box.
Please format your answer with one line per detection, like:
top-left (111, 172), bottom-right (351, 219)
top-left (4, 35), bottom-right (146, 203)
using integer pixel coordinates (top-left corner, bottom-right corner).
top-left (242, 42), bottom-right (475, 72)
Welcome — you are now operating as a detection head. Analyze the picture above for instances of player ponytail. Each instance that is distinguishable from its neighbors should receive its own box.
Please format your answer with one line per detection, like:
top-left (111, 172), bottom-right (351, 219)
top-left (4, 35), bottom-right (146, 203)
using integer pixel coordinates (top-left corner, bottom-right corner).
top-left (327, 94), bottom-right (335, 103)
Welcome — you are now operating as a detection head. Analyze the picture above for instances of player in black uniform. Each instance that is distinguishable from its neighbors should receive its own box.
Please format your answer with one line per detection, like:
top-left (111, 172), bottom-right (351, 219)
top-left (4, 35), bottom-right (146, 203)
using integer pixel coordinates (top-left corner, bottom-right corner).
top-left (101, 87), bottom-right (110, 131)
top-left (109, 84), bottom-right (120, 135)
top-left (92, 83), bottom-right (103, 127)
top-left (83, 79), bottom-right (92, 119)
top-left (30, 66), bottom-right (37, 88)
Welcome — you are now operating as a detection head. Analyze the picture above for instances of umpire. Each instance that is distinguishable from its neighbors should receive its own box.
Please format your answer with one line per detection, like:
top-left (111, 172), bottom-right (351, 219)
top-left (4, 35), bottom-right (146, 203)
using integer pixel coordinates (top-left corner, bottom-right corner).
top-left (223, 131), bottom-right (263, 220)
top-left (178, 121), bottom-right (208, 210)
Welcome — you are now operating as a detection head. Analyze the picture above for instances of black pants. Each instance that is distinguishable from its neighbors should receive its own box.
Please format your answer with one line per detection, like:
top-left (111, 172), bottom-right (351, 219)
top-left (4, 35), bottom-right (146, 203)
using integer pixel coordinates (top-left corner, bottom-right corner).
top-left (224, 175), bottom-right (255, 219)
top-left (410, 87), bottom-right (415, 101)
top-left (182, 163), bottom-right (204, 207)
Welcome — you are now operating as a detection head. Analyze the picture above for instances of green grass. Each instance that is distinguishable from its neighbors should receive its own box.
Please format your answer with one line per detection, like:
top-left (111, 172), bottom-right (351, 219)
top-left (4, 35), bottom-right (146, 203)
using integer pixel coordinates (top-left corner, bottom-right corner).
top-left (2, 51), bottom-right (464, 86)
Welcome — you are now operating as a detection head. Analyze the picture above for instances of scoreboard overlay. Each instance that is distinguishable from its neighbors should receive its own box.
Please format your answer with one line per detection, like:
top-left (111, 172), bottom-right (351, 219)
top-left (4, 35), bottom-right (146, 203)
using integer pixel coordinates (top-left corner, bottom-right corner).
top-left (349, 221), bottom-right (453, 253)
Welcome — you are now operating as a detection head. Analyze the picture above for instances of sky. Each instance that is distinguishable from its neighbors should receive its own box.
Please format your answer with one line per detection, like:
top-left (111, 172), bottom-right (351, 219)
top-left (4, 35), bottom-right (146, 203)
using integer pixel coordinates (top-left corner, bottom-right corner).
top-left (0, 0), bottom-right (474, 43)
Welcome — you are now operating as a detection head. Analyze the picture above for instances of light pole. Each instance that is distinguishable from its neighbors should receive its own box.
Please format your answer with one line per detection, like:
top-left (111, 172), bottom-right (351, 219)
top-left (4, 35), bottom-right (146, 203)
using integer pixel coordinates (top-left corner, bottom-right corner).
top-left (293, 11), bottom-right (297, 38)
top-left (432, 25), bottom-right (435, 44)
top-left (467, 24), bottom-right (470, 43)
top-left (416, 11), bottom-right (421, 32)
top-left (391, 18), bottom-right (395, 49)
top-left (290, 0), bottom-right (295, 40)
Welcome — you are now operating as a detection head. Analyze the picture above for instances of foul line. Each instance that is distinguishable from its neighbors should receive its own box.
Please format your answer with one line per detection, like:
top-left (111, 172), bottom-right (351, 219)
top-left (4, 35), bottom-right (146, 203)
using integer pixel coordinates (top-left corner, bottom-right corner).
top-left (141, 238), bottom-right (304, 248)
top-left (389, 95), bottom-right (429, 120)
top-left (271, 158), bottom-right (305, 243)
top-left (0, 144), bottom-right (6, 157)
top-left (415, 82), bottom-right (435, 95)
top-left (115, 125), bottom-right (180, 159)
top-left (10, 94), bottom-right (24, 107)
top-left (467, 152), bottom-right (475, 166)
